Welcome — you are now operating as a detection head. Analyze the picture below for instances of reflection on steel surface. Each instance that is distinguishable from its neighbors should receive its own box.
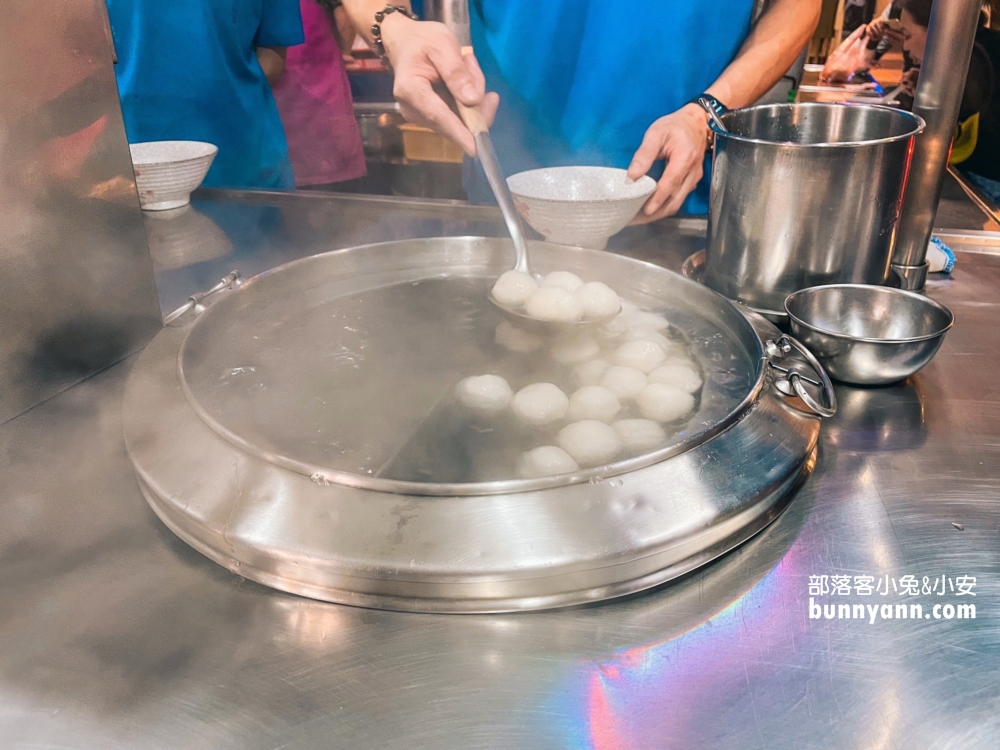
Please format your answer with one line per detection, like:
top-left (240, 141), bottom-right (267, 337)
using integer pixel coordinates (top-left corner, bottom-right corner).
top-left (825, 378), bottom-right (927, 452)
top-left (0, 0), bottom-right (161, 424)
top-left (142, 205), bottom-right (233, 272)
top-left (551, 546), bottom-right (808, 748)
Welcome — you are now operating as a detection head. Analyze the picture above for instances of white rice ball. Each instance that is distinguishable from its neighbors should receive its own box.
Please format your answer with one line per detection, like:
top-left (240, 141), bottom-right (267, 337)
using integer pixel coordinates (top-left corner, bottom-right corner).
top-left (647, 362), bottom-right (703, 394)
top-left (491, 270), bottom-right (538, 308)
top-left (511, 383), bottom-right (569, 426)
top-left (525, 287), bottom-right (583, 323)
top-left (599, 366), bottom-right (648, 400)
top-left (574, 281), bottom-right (621, 320)
top-left (540, 271), bottom-right (584, 292)
top-left (596, 314), bottom-right (630, 344)
top-left (614, 339), bottom-right (667, 374)
top-left (495, 321), bottom-right (543, 353)
top-left (557, 420), bottom-right (623, 467)
top-left (567, 386), bottom-right (621, 423)
top-left (551, 335), bottom-right (600, 364)
top-left (637, 383), bottom-right (695, 422)
top-left (516, 446), bottom-right (580, 479)
top-left (624, 328), bottom-right (683, 355)
top-left (456, 375), bottom-right (513, 413)
top-left (573, 357), bottom-right (611, 387)
top-left (620, 310), bottom-right (670, 332)
top-left (613, 419), bottom-right (668, 452)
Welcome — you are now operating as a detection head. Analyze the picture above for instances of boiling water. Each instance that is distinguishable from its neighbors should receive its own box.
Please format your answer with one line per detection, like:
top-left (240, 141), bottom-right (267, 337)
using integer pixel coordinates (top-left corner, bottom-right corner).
top-left (185, 276), bottom-right (722, 486)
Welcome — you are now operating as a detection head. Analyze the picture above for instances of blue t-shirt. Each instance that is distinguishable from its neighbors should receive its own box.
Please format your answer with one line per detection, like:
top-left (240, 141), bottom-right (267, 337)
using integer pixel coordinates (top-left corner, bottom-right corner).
top-left (106, 0), bottom-right (304, 190)
top-left (466, 0), bottom-right (755, 213)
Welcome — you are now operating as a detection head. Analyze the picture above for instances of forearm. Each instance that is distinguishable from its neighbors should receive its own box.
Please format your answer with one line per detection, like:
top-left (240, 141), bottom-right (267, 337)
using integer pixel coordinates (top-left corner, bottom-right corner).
top-left (705, 0), bottom-right (822, 108)
top-left (256, 46), bottom-right (287, 85)
top-left (341, 0), bottom-right (413, 45)
top-left (331, 6), bottom-right (358, 56)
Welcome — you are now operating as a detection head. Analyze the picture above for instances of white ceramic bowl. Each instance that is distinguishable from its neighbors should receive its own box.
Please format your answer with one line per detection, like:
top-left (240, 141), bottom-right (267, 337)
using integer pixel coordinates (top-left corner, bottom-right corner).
top-left (129, 141), bottom-right (218, 211)
top-left (507, 166), bottom-right (656, 249)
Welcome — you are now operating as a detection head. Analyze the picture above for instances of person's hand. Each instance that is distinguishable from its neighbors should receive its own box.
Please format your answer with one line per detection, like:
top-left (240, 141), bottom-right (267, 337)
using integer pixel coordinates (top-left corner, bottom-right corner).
top-left (819, 24), bottom-right (875, 85)
top-left (626, 103), bottom-right (710, 223)
top-left (380, 14), bottom-right (500, 156)
top-left (866, 17), bottom-right (905, 50)
top-left (900, 67), bottom-right (920, 97)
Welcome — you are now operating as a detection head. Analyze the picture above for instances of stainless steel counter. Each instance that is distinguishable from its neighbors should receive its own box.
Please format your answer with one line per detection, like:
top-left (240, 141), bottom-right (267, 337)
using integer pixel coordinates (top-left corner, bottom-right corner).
top-left (2, 188), bottom-right (998, 748)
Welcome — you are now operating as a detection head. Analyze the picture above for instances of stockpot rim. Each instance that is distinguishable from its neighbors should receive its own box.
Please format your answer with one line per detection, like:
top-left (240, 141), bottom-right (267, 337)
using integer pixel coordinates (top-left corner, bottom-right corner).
top-left (708, 102), bottom-right (926, 148)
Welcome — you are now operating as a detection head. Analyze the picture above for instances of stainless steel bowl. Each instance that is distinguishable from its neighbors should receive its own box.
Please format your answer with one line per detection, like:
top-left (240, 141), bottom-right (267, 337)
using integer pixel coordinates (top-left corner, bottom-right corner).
top-left (784, 284), bottom-right (954, 385)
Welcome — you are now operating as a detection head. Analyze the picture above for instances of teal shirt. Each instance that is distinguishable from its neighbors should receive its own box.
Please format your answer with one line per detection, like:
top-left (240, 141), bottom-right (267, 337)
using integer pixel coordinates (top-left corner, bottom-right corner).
top-left (466, 0), bottom-right (756, 213)
top-left (107, 0), bottom-right (304, 190)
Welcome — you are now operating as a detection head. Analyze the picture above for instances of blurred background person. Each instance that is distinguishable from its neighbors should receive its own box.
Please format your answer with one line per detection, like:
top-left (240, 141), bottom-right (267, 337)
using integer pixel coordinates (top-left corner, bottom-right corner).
top-left (898, 0), bottom-right (1000, 202)
top-left (106, 0), bottom-right (304, 190)
top-left (821, 2), bottom-right (906, 86)
top-left (273, 0), bottom-right (367, 189)
top-left (842, 0), bottom-right (878, 39)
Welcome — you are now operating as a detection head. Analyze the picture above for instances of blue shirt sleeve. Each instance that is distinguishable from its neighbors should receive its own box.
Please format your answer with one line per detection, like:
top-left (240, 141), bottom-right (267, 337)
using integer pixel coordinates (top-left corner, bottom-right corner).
top-left (257, 0), bottom-right (305, 47)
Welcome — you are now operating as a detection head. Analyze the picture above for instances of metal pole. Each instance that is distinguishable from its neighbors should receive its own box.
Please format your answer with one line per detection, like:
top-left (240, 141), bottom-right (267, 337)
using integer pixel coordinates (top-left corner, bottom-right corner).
top-left (891, 0), bottom-right (982, 290)
top-left (422, 0), bottom-right (471, 45)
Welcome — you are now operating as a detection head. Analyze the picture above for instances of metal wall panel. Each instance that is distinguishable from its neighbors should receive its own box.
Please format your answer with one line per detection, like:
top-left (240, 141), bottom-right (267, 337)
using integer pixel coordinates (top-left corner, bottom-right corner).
top-left (0, 0), bottom-right (161, 425)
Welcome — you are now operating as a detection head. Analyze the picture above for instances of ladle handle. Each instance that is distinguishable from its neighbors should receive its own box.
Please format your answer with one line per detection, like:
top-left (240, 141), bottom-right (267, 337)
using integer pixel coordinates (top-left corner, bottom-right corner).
top-left (455, 47), bottom-right (489, 135)
top-left (455, 45), bottom-right (531, 276)
top-left (456, 102), bottom-right (489, 135)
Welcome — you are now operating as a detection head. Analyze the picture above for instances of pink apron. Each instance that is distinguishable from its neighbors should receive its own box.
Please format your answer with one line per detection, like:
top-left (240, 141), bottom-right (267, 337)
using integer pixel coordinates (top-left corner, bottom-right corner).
top-left (273, 0), bottom-right (366, 186)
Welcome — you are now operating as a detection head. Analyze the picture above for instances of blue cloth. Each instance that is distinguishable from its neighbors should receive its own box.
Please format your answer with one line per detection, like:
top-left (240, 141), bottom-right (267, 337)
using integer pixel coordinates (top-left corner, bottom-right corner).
top-left (964, 170), bottom-right (1000, 207)
top-left (106, 0), bottom-right (304, 190)
top-left (466, 0), bottom-right (755, 214)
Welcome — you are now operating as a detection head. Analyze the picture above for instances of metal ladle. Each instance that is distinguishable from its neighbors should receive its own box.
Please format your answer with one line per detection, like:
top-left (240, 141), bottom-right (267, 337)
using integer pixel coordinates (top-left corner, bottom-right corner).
top-left (457, 95), bottom-right (620, 331)
top-left (456, 101), bottom-right (532, 278)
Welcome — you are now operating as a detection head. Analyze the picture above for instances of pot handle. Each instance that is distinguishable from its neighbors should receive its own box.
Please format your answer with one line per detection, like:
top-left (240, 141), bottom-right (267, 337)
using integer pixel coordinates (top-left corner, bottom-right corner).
top-left (765, 334), bottom-right (837, 418)
top-left (163, 271), bottom-right (243, 325)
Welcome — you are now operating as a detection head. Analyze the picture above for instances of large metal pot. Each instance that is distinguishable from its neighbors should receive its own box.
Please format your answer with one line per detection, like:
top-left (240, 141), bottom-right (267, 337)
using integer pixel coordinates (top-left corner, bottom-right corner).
top-left (124, 237), bottom-right (828, 612)
top-left (705, 103), bottom-right (925, 313)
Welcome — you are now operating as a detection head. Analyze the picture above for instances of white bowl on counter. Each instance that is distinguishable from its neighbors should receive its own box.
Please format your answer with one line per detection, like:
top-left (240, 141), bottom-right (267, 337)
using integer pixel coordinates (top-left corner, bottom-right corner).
top-left (129, 141), bottom-right (218, 211)
top-left (507, 166), bottom-right (656, 249)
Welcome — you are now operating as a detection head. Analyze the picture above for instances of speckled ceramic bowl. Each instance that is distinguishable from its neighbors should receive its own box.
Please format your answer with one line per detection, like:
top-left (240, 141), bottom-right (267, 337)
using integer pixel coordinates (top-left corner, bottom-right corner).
top-left (507, 167), bottom-right (656, 249)
top-left (129, 141), bottom-right (218, 211)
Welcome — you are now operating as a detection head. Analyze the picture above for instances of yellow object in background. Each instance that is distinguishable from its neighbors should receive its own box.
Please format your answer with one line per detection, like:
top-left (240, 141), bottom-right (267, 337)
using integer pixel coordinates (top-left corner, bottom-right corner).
top-left (399, 123), bottom-right (465, 164)
top-left (950, 112), bottom-right (980, 165)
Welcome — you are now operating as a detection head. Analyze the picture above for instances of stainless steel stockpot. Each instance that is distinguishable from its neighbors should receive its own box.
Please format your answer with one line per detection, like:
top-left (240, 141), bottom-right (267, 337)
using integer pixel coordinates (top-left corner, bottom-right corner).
top-left (705, 103), bottom-right (925, 314)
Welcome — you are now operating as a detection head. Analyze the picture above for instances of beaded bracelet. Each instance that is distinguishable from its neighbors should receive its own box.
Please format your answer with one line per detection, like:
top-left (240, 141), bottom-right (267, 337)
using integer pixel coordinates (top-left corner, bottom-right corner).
top-left (371, 5), bottom-right (417, 61)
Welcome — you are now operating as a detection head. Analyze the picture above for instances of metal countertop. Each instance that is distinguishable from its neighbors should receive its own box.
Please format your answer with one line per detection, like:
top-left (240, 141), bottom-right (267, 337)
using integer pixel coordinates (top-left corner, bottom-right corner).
top-left (2, 186), bottom-right (998, 749)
